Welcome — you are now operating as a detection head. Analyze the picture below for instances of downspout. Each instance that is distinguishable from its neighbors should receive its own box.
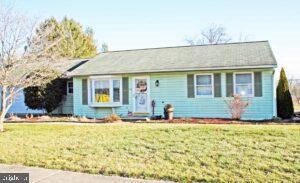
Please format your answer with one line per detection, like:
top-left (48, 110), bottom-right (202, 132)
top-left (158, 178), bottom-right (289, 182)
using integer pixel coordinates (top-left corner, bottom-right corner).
top-left (111, 107), bottom-right (115, 114)
top-left (273, 70), bottom-right (277, 117)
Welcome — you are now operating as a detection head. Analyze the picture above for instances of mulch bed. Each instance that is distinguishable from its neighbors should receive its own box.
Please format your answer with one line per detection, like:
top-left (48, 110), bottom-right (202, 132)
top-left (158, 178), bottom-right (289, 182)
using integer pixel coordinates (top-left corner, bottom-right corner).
top-left (5, 116), bottom-right (299, 125)
top-left (6, 116), bottom-right (106, 123)
top-left (140, 118), bottom-right (300, 124)
top-left (143, 118), bottom-right (241, 124)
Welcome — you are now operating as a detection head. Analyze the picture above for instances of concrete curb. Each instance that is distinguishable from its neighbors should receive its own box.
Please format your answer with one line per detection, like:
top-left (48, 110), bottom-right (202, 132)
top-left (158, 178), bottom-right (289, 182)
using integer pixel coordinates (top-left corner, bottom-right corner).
top-left (0, 164), bottom-right (171, 183)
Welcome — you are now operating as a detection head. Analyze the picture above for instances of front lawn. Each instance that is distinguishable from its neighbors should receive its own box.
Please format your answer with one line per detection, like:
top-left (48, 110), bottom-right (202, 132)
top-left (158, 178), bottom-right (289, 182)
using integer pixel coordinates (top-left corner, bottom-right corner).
top-left (0, 123), bottom-right (299, 182)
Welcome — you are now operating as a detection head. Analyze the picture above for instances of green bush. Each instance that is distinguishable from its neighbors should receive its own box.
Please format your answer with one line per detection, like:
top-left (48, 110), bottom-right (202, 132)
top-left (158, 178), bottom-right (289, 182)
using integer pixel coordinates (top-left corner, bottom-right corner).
top-left (24, 77), bottom-right (66, 113)
top-left (44, 78), bottom-right (66, 113)
top-left (276, 68), bottom-right (294, 119)
top-left (23, 86), bottom-right (45, 111)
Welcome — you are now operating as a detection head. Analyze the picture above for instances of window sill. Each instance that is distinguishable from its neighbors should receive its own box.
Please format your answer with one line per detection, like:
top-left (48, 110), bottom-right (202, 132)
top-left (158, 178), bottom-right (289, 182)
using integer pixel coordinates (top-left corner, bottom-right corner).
top-left (195, 95), bottom-right (214, 98)
top-left (234, 94), bottom-right (254, 98)
top-left (89, 103), bottom-right (122, 107)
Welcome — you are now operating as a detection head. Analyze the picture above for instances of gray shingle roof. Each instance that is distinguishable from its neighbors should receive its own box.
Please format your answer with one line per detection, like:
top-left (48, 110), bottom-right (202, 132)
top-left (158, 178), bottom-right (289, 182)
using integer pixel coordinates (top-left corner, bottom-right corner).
top-left (69, 41), bottom-right (277, 76)
top-left (51, 59), bottom-right (89, 74)
top-left (11, 58), bottom-right (89, 81)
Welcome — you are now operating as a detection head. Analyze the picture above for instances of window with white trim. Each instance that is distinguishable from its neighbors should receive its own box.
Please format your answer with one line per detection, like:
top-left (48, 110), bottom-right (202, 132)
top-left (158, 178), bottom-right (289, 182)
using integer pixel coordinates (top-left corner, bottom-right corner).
top-left (90, 77), bottom-right (122, 106)
top-left (234, 73), bottom-right (253, 97)
top-left (195, 74), bottom-right (213, 97)
top-left (67, 81), bottom-right (73, 94)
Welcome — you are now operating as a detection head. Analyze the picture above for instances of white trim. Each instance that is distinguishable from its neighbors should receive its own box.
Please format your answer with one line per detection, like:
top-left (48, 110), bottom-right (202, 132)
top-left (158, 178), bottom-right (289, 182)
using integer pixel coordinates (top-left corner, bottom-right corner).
top-left (89, 75), bottom-right (122, 79)
top-left (194, 73), bottom-right (214, 98)
top-left (87, 78), bottom-right (91, 105)
top-left (233, 72), bottom-right (254, 97)
top-left (132, 76), bottom-right (151, 113)
top-left (88, 76), bottom-right (123, 107)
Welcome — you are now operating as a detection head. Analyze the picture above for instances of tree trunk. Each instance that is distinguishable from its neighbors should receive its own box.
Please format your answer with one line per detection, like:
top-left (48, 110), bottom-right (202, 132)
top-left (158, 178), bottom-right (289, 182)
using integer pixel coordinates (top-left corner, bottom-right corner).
top-left (0, 117), bottom-right (4, 132)
top-left (0, 86), bottom-right (7, 132)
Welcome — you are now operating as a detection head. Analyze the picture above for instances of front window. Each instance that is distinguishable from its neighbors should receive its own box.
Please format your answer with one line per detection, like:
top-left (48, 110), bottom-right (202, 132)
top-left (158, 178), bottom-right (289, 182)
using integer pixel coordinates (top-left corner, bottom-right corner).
top-left (94, 80), bottom-right (110, 102)
top-left (234, 73), bottom-right (253, 97)
top-left (195, 74), bottom-right (213, 97)
top-left (91, 77), bottom-right (121, 106)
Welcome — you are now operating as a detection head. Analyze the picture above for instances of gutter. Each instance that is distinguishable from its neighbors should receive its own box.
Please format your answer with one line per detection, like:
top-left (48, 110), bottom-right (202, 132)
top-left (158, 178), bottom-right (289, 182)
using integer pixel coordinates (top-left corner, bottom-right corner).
top-left (69, 65), bottom-right (277, 77)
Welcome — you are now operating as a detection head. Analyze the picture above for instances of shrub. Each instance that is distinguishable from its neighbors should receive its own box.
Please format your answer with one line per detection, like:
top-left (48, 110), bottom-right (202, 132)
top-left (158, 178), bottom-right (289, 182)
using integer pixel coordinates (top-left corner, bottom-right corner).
top-left (104, 114), bottom-right (122, 123)
top-left (277, 68), bottom-right (294, 119)
top-left (23, 86), bottom-right (45, 110)
top-left (44, 78), bottom-right (67, 113)
top-left (224, 94), bottom-right (250, 120)
top-left (23, 70), bottom-right (66, 113)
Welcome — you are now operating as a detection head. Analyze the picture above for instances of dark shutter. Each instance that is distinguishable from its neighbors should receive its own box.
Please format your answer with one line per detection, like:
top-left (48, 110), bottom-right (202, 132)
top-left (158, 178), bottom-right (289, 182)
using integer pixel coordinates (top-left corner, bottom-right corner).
top-left (82, 79), bottom-right (88, 105)
top-left (226, 73), bottom-right (233, 97)
top-left (254, 72), bottom-right (262, 97)
top-left (214, 73), bottom-right (221, 97)
top-left (187, 74), bottom-right (195, 98)
top-left (122, 77), bottom-right (129, 104)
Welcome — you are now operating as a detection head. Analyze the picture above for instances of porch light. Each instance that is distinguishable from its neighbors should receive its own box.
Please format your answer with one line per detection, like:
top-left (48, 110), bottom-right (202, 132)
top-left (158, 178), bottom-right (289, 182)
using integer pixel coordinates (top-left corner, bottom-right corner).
top-left (155, 80), bottom-right (159, 87)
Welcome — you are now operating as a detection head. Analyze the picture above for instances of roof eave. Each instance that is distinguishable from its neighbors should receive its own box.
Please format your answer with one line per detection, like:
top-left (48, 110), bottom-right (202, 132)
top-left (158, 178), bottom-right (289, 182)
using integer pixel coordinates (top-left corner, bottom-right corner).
top-left (69, 64), bottom-right (277, 77)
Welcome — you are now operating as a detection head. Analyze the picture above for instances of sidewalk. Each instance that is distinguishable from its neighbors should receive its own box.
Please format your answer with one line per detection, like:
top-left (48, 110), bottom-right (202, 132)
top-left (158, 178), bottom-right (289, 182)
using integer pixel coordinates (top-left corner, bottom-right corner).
top-left (0, 164), bottom-right (170, 183)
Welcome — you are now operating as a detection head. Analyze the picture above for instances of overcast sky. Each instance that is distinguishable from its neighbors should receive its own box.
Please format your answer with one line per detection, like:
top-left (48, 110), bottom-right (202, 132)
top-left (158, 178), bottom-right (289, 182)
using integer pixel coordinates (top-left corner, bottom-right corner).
top-left (13, 0), bottom-right (300, 78)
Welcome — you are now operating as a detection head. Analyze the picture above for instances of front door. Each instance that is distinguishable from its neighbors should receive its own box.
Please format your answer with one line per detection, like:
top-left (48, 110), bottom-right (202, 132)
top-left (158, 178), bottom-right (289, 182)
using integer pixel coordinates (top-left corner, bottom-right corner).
top-left (133, 77), bottom-right (150, 114)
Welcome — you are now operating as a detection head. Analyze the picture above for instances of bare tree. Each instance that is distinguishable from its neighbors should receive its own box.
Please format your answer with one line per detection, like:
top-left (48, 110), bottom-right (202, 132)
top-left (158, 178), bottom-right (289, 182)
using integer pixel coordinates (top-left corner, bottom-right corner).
top-left (101, 42), bottom-right (109, 53)
top-left (289, 77), bottom-right (300, 105)
top-left (237, 32), bottom-right (250, 42)
top-left (186, 24), bottom-right (232, 45)
top-left (0, 1), bottom-right (63, 131)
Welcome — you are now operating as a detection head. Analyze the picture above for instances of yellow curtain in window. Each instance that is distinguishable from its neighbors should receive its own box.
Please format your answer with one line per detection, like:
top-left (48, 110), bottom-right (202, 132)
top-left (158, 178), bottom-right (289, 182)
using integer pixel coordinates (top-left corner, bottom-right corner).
top-left (95, 94), bottom-right (110, 102)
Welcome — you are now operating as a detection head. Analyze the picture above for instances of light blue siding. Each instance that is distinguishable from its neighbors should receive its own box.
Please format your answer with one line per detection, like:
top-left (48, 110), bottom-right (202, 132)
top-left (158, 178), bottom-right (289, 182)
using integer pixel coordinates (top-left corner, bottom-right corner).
top-left (1, 86), bottom-right (73, 115)
top-left (73, 69), bottom-right (275, 120)
top-left (0, 88), bottom-right (44, 115)
top-left (52, 94), bottom-right (74, 115)
top-left (73, 77), bottom-right (132, 118)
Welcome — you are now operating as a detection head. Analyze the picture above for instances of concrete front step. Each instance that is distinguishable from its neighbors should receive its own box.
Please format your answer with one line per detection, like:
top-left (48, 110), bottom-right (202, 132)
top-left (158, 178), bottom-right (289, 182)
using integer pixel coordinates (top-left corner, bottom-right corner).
top-left (121, 116), bottom-right (150, 122)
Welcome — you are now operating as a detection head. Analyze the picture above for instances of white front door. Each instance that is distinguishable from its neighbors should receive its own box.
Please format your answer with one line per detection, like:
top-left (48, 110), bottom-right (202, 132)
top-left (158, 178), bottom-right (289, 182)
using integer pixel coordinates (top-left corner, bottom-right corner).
top-left (133, 77), bottom-right (150, 113)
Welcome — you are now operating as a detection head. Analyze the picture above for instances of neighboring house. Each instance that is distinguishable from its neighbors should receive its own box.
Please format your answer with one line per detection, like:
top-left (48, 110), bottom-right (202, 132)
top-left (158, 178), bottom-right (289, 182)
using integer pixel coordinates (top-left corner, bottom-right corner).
top-left (68, 41), bottom-right (277, 120)
top-left (2, 59), bottom-right (88, 115)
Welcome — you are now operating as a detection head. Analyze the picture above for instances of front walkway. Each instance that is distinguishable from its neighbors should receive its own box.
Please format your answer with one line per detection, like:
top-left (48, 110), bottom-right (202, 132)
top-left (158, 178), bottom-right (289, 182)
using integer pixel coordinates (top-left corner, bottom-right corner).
top-left (0, 164), bottom-right (170, 183)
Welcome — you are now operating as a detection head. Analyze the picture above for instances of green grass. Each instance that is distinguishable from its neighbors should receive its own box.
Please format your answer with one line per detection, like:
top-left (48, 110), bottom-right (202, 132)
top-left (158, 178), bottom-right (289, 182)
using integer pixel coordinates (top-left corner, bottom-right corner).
top-left (0, 123), bottom-right (299, 182)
